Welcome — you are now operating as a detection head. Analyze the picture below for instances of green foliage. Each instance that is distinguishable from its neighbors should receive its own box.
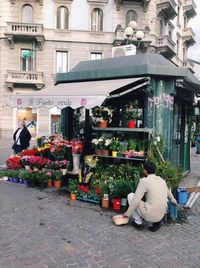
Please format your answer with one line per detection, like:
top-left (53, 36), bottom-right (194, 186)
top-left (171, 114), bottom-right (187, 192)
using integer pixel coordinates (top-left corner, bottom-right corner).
top-left (155, 161), bottom-right (183, 188)
top-left (0, 169), bottom-right (9, 177)
top-left (53, 170), bottom-right (62, 181)
top-left (69, 179), bottom-right (78, 193)
top-left (18, 169), bottom-right (30, 180)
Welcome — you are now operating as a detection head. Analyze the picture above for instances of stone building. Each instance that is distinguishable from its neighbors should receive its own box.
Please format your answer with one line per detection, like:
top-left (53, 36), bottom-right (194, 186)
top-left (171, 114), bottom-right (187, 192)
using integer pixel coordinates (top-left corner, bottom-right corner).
top-left (0, 0), bottom-right (197, 138)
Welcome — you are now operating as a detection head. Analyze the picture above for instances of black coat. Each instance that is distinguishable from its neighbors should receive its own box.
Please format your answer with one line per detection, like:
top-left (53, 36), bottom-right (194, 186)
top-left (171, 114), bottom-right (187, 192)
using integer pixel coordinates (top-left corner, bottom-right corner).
top-left (13, 127), bottom-right (31, 149)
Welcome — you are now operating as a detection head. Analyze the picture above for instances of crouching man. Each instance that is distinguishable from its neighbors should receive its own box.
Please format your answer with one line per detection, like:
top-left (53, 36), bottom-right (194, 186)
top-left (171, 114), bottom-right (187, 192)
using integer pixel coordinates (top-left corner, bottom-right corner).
top-left (123, 161), bottom-right (177, 232)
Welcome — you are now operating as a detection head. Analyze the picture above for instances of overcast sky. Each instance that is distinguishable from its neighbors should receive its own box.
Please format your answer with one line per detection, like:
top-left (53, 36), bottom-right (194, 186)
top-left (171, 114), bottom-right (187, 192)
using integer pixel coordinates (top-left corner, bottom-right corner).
top-left (188, 1), bottom-right (200, 61)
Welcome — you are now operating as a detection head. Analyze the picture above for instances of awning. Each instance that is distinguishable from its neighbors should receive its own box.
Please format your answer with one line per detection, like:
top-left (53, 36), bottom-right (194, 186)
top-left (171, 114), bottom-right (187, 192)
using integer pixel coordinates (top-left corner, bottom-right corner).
top-left (4, 77), bottom-right (146, 109)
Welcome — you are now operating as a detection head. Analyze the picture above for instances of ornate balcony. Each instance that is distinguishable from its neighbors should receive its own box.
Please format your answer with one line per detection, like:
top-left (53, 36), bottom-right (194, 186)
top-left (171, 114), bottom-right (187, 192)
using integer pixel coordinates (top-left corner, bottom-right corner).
top-left (5, 22), bottom-right (45, 50)
top-left (113, 25), bottom-right (152, 49)
top-left (5, 70), bottom-right (44, 90)
top-left (156, 35), bottom-right (176, 59)
top-left (156, 0), bottom-right (177, 23)
top-left (10, 0), bottom-right (43, 5)
top-left (183, 0), bottom-right (197, 20)
top-left (114, 0), bottom-right (151, 11)
top-left (182, 27), bottom-right (196, 47)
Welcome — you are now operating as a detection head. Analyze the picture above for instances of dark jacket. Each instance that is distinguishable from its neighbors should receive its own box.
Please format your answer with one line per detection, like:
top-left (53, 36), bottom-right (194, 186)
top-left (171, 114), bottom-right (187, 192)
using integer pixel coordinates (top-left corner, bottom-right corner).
top-left (13, 127), bottom-right (31, 149)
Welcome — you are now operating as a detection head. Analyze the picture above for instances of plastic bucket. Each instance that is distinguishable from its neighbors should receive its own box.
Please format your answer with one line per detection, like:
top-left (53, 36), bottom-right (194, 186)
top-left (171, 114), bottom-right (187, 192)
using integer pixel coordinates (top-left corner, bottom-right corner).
top-left (177, 188), bottom-right (188, 205)
top-left (168, 202), bottom-right (177, 219)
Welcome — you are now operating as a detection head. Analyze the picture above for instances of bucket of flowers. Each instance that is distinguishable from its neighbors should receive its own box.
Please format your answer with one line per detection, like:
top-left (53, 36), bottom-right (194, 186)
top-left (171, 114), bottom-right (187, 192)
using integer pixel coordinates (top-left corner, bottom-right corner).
top-left (91, 106), bottom-right (113, 128)
top-left (58, 159), bottom-right (69, 175)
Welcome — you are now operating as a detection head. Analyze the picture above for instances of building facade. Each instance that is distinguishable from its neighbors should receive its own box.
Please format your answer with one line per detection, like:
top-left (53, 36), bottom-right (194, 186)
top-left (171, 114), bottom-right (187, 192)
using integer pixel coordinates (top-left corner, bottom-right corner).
top-left (0, 0), bottom-right (197, 138)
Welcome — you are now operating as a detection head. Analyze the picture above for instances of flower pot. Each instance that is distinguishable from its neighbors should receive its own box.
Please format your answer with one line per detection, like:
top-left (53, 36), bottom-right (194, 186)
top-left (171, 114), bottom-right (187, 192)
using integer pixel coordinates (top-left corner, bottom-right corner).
top-left (72, 153), bottom-right (80, 172)
top-left (54, 180), bottom-right (61, 189)
top-left (23, 179), bottom-right (28, 186)
top-left (95, 149), bottom-right (102, 156)
top-left (112, 151), bottom-right (118, 157)
top-left (121, 198), bottom-right (127, 207)
top-left (61, 168), bottom-right (67, 175)
top-left (112, 198), bottom-right (121, 211)
top-left (128, 120), bottom-right (136, 128)
top-left (98, 120), bottom-right (108, 128)
top-left (71, 193), bottom-right (77, 201)
top-left (12, 177), bottom-right (19, 183)
top-left (101, 149), bottom-right (109, 156)
top-left (47, 179), bottom-right (53, 187)
top-left (102, 196), bottom-right (109, 208)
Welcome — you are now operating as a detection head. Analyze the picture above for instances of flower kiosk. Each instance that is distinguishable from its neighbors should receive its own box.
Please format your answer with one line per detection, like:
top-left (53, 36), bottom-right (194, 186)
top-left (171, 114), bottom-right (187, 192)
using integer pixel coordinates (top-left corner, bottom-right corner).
top-left (3, 53), bottom-right (200, 210)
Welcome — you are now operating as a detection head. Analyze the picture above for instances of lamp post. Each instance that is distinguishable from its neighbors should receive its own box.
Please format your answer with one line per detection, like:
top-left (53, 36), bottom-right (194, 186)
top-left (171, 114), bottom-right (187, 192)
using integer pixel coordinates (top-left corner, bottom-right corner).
top-left (124, 21), bottom-right (145, 48)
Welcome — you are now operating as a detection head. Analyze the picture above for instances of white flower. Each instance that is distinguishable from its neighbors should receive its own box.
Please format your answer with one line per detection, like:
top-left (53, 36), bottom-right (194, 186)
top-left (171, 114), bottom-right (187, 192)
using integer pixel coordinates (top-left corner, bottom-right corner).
top-left (105, 139), bottom-right (112, 147)
top-left (92, 139), bottom-right (99, 145)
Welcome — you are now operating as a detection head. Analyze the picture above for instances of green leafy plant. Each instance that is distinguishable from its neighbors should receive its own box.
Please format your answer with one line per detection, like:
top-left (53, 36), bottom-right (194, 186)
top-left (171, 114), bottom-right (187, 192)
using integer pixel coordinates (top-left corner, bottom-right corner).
top-left (53, 170), bottom-right (62, 181)
top-left (110, 138), bottom-right (120, 151)
top-left (125, 100), bottom-right (140, 121)
top-left (69, 179), bottom-right (78, 193)
top-left (155, 161), bottom-right (183, 188)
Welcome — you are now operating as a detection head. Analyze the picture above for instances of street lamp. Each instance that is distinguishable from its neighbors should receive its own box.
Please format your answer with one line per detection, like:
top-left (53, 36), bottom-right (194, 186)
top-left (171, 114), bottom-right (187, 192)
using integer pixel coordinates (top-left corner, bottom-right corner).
top-left (124, 21), bottom-right (145, 47)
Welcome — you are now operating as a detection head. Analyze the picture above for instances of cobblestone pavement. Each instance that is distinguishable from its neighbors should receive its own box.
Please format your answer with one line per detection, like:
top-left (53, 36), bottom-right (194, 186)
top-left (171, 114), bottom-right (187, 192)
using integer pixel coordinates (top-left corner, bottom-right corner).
top-left (0, 181), bottom-right (200, 268)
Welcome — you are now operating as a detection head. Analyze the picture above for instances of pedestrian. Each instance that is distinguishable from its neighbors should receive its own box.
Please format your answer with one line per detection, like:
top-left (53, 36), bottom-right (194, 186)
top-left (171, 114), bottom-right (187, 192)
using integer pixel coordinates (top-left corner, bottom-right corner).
top-left (12, 121), bottom-right (31, 154)
top-left (123, 161), bottom-right (177, 232)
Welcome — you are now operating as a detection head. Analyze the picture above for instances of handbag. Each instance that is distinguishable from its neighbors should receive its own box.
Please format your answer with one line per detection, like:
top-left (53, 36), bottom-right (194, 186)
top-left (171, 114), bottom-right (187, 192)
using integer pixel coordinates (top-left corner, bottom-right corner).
top-left (12, 136), bottom-right (20, 150)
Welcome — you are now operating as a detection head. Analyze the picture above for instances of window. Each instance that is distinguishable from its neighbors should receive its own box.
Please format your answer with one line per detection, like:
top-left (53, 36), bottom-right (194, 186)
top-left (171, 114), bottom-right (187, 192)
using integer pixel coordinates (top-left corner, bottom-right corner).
top-left (126, 10), bottom-right (137, 27)
top-left (176, 40), bottom-right (180, 57)
top-left (57, 6), bottom-right (69, 29)
top-left (90, 52), bottom-right (102, 60)
top-left (159, 20), bottom-right (163, 36)
top-left (22, 4), bottom-right (33, 23)
top-left (91, 8), bottom-right (103, 31)
top-left (177, 6), bottom-right (180, 25)
top-left (21, 49), bottom-right (34, 71)
top-left (56, 51), bottom-right (68, 73)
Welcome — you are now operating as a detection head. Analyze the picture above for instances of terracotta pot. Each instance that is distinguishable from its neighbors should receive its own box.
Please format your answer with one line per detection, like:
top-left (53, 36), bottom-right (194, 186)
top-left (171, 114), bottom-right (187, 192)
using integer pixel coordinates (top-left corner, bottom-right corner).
top-left (98, 120), bottom-right (108, 128)
top-left (102, 197), bottom-right (109, 208)
top-left (128, 120), bottom-right (136, 128)
top-left (54, 180), bottom-right (61, 188)
top-left (95, 149), bottom-right (102, 155)
top-left (71, 193), bottom-right (77, 201)
top-left (101, 149), bottom-right (109, 156)
top-left (47, 179), bottom-right (53, 187)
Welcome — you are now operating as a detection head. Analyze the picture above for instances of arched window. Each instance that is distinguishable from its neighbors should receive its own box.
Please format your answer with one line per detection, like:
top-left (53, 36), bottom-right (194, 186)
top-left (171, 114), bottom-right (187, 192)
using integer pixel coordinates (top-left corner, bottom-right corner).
top-left (91, 8), bottom-right (103, 31)
top-left (126, 10), bottom-right (137, 27)
top-left (22, 4), bottom-right (33, 23)
top-left (57, 6), bottom-right (69, 29)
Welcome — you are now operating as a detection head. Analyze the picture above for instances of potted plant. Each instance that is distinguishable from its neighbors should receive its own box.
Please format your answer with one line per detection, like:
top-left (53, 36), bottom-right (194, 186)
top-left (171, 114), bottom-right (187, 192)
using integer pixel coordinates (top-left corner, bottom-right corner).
top-left (46, 170), bottom-right (53, 187)
top-left (18, 169), bottom-right (30, 185)
top-left (99, 178), bottom-right (110, 208)
top-left (53, 170), bottom-right (62, 188)
top-left (118, 142), bottom-right (127, 157)
top-left (69, 179), bottom-right (78, 200)
top-left (91, 106), bottom-right (113, 128)
top-left (125, 100), bottom-right (140, 128)
top-left (110, 138), bottom-right (120, 157)
top-left (109, 178), bottom-right (121, 211)
top-left (91, 136), bottom-right (105, 155)
top-left (102, 138), bottom-right (112, 156)
top-left (58, 159), bottom-right (69, 175)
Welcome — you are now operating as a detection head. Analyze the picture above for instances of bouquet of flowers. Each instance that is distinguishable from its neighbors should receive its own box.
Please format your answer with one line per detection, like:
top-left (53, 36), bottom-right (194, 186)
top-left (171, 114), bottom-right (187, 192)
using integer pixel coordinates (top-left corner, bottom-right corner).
top-left (91, 137), bottom-right (105, 150)
top-left (6, 155), bottom-right (21, 169)
top-left (91, 106), bottom-right (113, 123)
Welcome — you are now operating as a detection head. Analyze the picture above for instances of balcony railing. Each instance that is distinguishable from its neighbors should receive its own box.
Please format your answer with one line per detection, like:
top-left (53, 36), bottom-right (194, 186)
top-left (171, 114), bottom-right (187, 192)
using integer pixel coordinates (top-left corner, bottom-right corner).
top-left (5, 22), bottom-right (44, 50)
top-left (156, 0), bottom-right (177, 22)
top-left (182, 27), bottom-right (196, 47)
top-left (5, 70), bottom-right (44, 89)
top-left (183, 0), bottom-right (197, 20)
top-left (156, 35), bottom-right (176, 58)
top-left (114, 0), bottom-right (151, 11)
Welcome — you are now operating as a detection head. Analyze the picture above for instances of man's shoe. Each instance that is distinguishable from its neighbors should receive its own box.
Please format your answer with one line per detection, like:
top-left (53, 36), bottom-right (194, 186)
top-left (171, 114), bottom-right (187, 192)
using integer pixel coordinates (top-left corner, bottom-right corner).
top-left (148, 221), bottom-right (161, 232)
top-left (132, 221), bottom-right (143, 230)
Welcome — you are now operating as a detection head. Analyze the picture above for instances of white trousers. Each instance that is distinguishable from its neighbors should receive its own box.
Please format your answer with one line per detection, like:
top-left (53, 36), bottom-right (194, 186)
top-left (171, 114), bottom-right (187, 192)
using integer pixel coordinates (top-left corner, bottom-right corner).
top-left (127, 192), bottom-right (143, 225)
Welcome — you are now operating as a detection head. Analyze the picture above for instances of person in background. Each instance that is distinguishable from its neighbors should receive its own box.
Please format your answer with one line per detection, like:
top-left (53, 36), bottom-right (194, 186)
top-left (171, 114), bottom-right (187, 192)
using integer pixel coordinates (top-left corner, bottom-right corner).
top-left (13, 121), bottom-right (31, 154)
top-left (123, 161), bottom-right (177, 232)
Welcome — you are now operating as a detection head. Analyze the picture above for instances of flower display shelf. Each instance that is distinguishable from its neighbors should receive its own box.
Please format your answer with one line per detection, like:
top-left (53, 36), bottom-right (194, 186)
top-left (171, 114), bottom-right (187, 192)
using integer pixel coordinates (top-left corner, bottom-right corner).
top-left (76, 194), bottom-right (101, 204)
top-left (92, 127), bottom-right (153, 134)
top-left (93, 154), bottom-right (146, 162)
